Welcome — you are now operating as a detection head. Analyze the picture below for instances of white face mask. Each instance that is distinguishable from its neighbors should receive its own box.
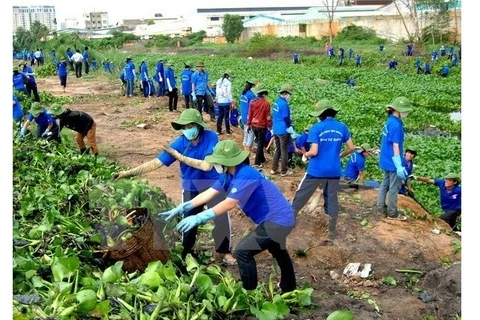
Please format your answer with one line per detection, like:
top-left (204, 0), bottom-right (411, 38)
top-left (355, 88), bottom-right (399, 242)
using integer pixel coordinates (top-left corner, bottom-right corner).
top-left (213, 164), bottom-right (225, 174)
top-left (400, 111), bottom-right (409, 118)
top-left (285, 93), bottom-right (292, 101)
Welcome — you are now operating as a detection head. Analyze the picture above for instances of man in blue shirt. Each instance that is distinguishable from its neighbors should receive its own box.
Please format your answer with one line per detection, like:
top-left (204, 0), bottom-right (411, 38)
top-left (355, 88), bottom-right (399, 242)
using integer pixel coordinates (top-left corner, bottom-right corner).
top-left (114, 109), bottom-right (235, 265)
top-left (13, 93), bottom-right (24, 123)
top-left (348, 48), bottom-right (354, 59)
top-left (139, 61), bottom-right (150, 98)
top-left (154, 58), bottom-right (165, 97)
top-left (13, 67), bottom-right (28, 94)
top-left (377, 97), bottom-right (412, 220)
top-left (399, 148), bottom-right (416, 196)
top-left (411, 173), bottom-right (461, 230)
top-left (293, 52), bottom-right (299, 64)
top-left (415, 58), bottom-right (423, 74)
top-left (441, 65), bottom-right (450, 77)
top-left (56, 58), bottom-right (68, 93)
top-left (342, 143), bottom-right (375, 184)
top-left (424, 60), bottom-right (432, 74)
top-left (20, 63), bottom-right (40, 102)
top-left (158, 140), bottom-right (297, 293)
top-left (124, 57), bottom-right (136, 97)
top-left (240, 79), bottom-right (258, 153)
top-left (191, 60), bottom-right (215, 121)
top-left (180, 62), bottom-right (194, 108)
top-left (271, 84), bottom-right (294, 177)
top-left (19, 102), bottom-right (60, 142)
top-left (291, 100), bottom-right (354, 243)
top-left (388, 57), bottom-right (398, 70)
top-left (82, 46), bottom-right (90, 75)
top-left (355, 54), bottom-right (361, 67)
top-left (164, 61), bottom-right (178, 111)
top-left (66, 48), bottom-right (74, 71)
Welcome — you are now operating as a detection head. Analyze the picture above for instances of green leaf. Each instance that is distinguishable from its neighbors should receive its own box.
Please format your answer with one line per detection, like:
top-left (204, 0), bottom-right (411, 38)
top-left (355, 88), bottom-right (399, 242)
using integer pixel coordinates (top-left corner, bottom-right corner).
top-left (138, 271), bottom-right (161, 290)
top-left (327, 310), bottom-right (355, 320)
top-left (185, 254), bottom-right (199, 271)
top-left (76, 289), bottom-right (98, 314)
top-left (59, 256), bottom-right (80, 273)
top-left (384, 275), bottom-right (397, 286)
top-left (95, 299), bottom-right (110, 316)
top-left (196, 274), bottom-right (213, 292)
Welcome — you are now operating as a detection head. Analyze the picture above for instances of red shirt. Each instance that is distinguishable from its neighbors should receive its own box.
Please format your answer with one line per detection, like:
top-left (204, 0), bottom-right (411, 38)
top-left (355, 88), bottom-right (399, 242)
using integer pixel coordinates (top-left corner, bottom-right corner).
top-left (247, 97), bottom-right (272, 129)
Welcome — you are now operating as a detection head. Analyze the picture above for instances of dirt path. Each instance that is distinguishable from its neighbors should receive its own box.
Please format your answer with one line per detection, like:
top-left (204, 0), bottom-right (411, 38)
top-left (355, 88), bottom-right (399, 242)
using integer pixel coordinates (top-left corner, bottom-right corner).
top-left (37, 75), bottom-right (462, 320)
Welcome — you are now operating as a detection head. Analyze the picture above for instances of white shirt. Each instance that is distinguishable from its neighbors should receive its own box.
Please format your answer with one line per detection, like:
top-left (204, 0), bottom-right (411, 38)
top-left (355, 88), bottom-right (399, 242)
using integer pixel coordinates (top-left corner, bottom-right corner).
top-left (215, 77), bottom-right (233, 104)
top-left (71, 52), bottom-right (83, 63)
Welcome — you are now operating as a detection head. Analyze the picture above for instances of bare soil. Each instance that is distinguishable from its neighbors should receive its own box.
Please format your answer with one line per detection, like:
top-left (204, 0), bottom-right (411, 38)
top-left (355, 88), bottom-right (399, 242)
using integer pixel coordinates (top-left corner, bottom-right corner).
top-left (38, 74), bottom-right (462, 320)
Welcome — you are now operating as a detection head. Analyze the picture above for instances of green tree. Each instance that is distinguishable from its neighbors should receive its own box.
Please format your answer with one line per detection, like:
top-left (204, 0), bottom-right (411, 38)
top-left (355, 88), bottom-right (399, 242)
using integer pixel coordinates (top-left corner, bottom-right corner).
top-left (146, 19), bottom-right (155, 25)
top-left (154, 13), bottom-right (163, 17)
top-left (30, 21), bottom-right (50, 42)
top-left (222, 14), bottom-right (244, 43)
top-left (14, 27), bottom-right (34, 50)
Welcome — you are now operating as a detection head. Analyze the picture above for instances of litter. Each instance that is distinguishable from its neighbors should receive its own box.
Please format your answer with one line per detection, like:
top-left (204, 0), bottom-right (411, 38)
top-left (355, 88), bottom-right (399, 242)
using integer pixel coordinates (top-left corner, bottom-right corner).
top-left (343, 263), bottom-right (372, 278)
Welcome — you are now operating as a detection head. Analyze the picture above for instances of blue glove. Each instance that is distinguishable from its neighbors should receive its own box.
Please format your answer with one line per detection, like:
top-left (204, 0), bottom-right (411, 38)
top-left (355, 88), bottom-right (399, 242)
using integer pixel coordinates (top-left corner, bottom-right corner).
top-left (191, 93), bottom-right (197, 103)
top-left (19, 128), bottom-right (26, 137)
top-left (392, 155), bottom-right (408, 180)
top-left (286, 126), bottom-right (295, 134)
top-left (157, 201), bottom-right (193, 222)
top-left (41, 129), bottom-right (50, 137)
top-left (176, 208), bottom-right (216, 233)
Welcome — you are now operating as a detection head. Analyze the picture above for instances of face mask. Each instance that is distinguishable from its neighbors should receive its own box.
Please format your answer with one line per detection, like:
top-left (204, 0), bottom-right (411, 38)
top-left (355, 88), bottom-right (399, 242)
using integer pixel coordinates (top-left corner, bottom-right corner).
top-left (182, 126), bottom-right (199, 140)
top-left (285, 94), bottom-right (291, 101)
top-left (213, 164), bottom-right (225, 174)
top-left (400, 111), bottom-right (409, 118)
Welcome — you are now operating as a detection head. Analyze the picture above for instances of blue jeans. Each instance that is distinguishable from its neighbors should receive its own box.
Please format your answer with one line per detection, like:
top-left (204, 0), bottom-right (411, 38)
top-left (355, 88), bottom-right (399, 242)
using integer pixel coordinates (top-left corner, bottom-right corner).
top-left (216, 103), bottom-right (231, 134)
top-left (157, 81), bottom-right (164, 96)
top-left (235, 221), bottom-right (296, 293)
top-left (377, 170), bottom-right (403, 216)
top-left (126, 79), bottom-right (134, 96)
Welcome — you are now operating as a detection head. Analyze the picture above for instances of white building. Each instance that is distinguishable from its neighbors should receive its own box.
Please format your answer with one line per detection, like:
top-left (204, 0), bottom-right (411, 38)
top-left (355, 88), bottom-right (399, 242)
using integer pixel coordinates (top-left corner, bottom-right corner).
top-left (13, 5), bottom-right (57, 32)
top-left (84, 11), bottom-right (110, 30)
top-left (132, 18), bottom-right (191, 38)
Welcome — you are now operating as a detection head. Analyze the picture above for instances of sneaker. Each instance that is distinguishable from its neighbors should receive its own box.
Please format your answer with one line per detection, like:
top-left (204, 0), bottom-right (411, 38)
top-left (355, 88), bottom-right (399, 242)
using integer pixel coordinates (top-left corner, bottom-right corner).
top-left (387, 214), bottom-right (408, 221)
top-left (226, 131), bottom-right (233, 135)
top-left (270, 170), bottom-right (280, 175)
top-left (281, 170), bottom-right (294, 177)
top-left (216, 132), bottom-right (223, 135)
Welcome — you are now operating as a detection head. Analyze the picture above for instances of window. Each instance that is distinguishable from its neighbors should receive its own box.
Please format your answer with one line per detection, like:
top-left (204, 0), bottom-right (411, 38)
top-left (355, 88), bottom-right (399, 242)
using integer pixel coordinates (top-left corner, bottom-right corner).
top-left (210, 16), bottom-right (219, 21)
top-left (299, 24), bottom-right (306, 33)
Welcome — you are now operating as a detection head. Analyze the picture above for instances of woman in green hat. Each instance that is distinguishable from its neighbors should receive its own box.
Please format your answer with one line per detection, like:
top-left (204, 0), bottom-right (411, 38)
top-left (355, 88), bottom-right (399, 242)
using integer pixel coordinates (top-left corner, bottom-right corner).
top-left (409, 173), bottom-right (461, 230)
top-left (159, 140), bottom-right (297, 293)
top-left (114, 109), bottom-right (235, 264)
top-left (19, 102), bottom-right (60, 142)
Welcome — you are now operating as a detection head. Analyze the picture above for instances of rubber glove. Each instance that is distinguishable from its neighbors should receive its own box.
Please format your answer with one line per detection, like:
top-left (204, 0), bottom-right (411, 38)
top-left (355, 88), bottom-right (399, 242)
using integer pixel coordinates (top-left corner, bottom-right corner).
top-left (392, 155), bottom-right (408, 180)
top-left (157, 201), bottom-right (194, 222)
top-left (41, 129), bottom-right (50, 137)
top-left (191, 93), bottom-right (197, 103)
top-left (286, 126), bottom-right (295, 134)
top-left (176, 208), bottom-right (215, 233)
top-left (19, 128), bottom-right (26, 137)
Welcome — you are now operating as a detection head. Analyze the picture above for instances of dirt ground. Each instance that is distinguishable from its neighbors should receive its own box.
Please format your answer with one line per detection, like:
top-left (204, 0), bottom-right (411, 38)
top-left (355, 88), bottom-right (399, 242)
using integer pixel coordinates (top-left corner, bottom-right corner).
top-left (37, 74), bottom-right (462, 320)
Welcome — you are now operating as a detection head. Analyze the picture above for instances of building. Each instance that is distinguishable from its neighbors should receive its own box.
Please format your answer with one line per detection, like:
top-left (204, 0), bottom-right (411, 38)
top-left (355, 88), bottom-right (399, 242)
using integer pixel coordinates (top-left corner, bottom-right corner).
top-left (13, 5), bottom-right (56, 32)
top-left (84, 12), bottom-right (109, 30)
top-left (132, 18), bottom-right (191, 38)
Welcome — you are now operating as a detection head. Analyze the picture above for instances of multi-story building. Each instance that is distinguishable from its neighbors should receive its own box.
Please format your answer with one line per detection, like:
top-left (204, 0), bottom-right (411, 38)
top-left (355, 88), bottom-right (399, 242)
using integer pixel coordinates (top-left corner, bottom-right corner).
top-left (13, 5), bottom-right (56, 32)
top-left (84, 12), bottom-right (109, 30)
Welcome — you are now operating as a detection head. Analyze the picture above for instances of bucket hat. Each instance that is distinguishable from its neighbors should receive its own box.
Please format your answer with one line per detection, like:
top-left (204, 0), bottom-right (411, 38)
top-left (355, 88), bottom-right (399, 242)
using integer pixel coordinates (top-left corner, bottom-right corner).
top-left (386, 96), bottom-right (412, 112)
top-left (224, 70), bottom-right (234, 78)
top-left (309, 99), bottom-right (339, 117)
top-left (48, 103), bottom-right (65, 116)
top-left (29, 102), bottom-right (44, 117)
top-left (252, 83), bottom-right (268, 95)
top-left (171, 109), bottom-right (208, 130)
top-left (184, 62), bottom-right (192, 68)
top-left (246, 79), bottom-right (259, 85)
top-left (405, 148), bottom-right (417, 156)
top-left (278, 83), bottom-right (294, 95)
top-left (167, 60), bottom-right (174, 66)
top-left (445, 173), bottom-right (461, 184)
top-left (205, 140), bottom-right (250, 167)
top-left (196, 61), bottom-right (205, 67)
top-left (360, 143), bottom-right (374, 152)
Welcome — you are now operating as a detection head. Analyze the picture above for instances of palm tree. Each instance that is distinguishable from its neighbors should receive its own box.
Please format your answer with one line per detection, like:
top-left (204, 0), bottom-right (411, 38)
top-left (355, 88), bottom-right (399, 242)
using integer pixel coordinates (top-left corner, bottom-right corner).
top-left (30, 21), bottom-right (50, 41)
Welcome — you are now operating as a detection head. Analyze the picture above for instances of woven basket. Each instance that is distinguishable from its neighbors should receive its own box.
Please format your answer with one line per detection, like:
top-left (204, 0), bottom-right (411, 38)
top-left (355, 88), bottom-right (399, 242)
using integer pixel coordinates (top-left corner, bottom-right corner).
top-left (105, 207), bottom-right (171, 272)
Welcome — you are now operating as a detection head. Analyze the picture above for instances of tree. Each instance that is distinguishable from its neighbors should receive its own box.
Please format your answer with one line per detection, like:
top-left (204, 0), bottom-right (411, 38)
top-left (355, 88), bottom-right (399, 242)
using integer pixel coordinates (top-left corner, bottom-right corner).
top-left (146, 19), bottom-right (155, 25)
top-left (222, 14), bottom-right (244, 43)
top-left (14, 27), bottom-right (33, 50)
top-left (30, 21), bottom-right (50, 42)
top-left (322, 0), bottom-right (341, 45)
top-left (154, 13), bottom-right (163, 17)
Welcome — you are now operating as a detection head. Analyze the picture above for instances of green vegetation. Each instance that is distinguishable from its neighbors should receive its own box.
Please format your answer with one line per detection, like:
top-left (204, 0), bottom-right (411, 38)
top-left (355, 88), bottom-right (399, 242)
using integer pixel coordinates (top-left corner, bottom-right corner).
top-left (222, 14), bottom-right (245, 43)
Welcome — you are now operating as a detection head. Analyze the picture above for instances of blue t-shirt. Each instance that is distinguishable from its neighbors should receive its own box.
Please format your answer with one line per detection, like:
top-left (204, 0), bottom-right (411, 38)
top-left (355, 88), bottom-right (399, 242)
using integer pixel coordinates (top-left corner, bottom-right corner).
top-left (379, 115), bottom-right (405, 172)
top-left (307, 118), bottom-right (351, 178)
top-left (56, 62), bottom-right (68, 76)
top-left (342, 151), bottom-right (366, 181)
top-left (13, 94), bottom-right (23, 120)
top-left (157, 130), bottom-right (219, 192)
top-left (212, 164), bottom-right (294, 227)
top-left (295, 132), bottom-right (310, 152)
top-left (27, 110), bottom-right (54, 128)
top-left (23, 66), bottom-right (36, 83)
top-left (66, 50), bottom-right (73, 59)
top-left (164, 67), bottom-right (176, 89)
top-left (82, 50), bottom-right (89, 62)
top-left (434, 179), bottom-right (461, 211)
top-left (124, 62), bottom-right (135, 80)
top-left (13, 73), bottom-right (27, 90)
top-left (239, 89), bottom-right (256, 124)
top-left (272, 96), bottom-right (291, 135)
top-left (140, 63), bottom-right (149, 81)
top-left (191, 70), bottom-right (209, 96)
top-left (154, 62), bottom-right (164, 82)
top-left (180, 69), bottom-right (194, 95)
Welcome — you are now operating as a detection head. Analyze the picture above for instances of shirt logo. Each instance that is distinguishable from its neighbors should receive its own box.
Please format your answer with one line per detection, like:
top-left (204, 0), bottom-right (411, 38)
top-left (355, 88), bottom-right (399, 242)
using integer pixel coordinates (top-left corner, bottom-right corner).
top-left (224, 146), bottom-right (231, 152)
top-left (452, 194), bottom-right (457, 199)
top-left (231, 187), bottom-right (237, 193)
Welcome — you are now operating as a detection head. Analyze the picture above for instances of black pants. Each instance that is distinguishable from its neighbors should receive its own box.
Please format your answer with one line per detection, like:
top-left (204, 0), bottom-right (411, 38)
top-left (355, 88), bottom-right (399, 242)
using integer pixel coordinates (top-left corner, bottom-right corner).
top-left (184, 94), bottom-right (191, 108)
top-left (142, 80), bottom-right (149, 97)
top-left (68, 60), bottom-right (74, 71)
top-left (440, 210), bottom-right (461, 231)
top-left (196, 95), bottom-right (214, 119)
top-left (84, 61), bottom-right (90, 74)
top-left (166, 88), bottom-right (178, 111)
top-left (75, 62), bottom-right (83, 78)
top-left (181, 189), bottom-right (232, 258)
top-left (252, 127), bottom-right (267, 165)
top-left (26, 82), bottom-right (40, 102)
top-left (59, 75), bottom-right (67, 88)
top-left (235, 221), bottom-right (296, 293)
top-left (216, 103), bottom-right (231, 134)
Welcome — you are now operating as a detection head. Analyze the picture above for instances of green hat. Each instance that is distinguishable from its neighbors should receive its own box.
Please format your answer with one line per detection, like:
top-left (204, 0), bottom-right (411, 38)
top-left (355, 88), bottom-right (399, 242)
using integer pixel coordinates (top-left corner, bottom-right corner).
top-left (205, 140), bottom-right (250, 167)
top-left (278, 83), bottom-right (294, 95)
top-left (252, 83), bottom-right (268, 95)
top-left (246, 79), bottom-right (259, 85)
top-left (13, 67), bottom-right (19, 72)
top-left (184, 62), bottom-right (192, 67)
top-left (445, 173), bottom-right (461, 184)
top-left (167, 60), bottom-right (174, 66)
top-left (171, 109), bottom-right (208, 130)
top-left (225, 70), bottom-right (234, 78)
top-left (29, 102), bottom-right (44, 117)
top-left (309, 99), bottom-right (339, 117)
top-left (48, 103), bottom-right (65, 116)
top-left (360, 143), bottom-right (374, 152)
top-left (196, 61), bottom-right (205, 67)
top-left (386, 96), bottom-right (412, 112)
